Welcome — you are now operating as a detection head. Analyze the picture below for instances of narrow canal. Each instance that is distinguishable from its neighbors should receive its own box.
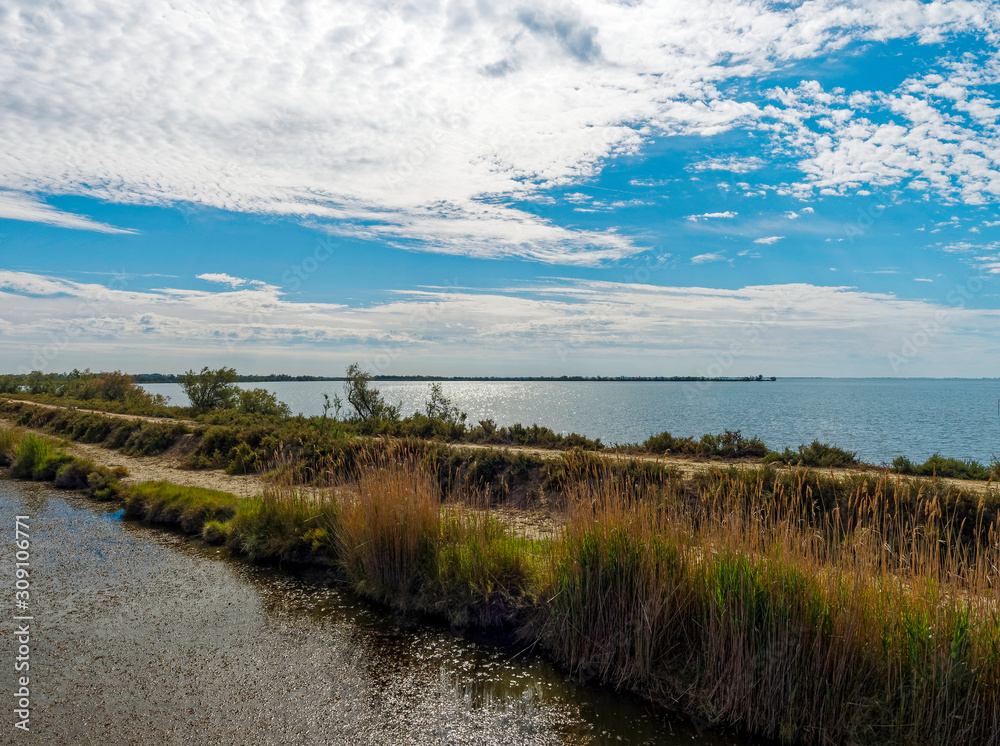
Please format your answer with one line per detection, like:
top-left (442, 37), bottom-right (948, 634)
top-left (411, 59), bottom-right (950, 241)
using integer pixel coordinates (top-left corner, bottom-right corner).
top-left (0, 481), bottom-right (762, 745)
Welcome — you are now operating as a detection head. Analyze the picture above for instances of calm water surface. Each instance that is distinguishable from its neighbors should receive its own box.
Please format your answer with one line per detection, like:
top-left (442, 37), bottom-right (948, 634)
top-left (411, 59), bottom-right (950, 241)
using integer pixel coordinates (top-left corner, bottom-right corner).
top-left (0, 481), bottom-right (760, 745)
top-left (146, 379), bottom-right (1000, 464)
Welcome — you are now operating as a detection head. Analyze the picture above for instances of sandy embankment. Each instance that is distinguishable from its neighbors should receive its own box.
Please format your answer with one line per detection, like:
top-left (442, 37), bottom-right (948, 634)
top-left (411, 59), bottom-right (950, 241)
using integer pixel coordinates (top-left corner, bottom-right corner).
top-left (0, 415), bottom-right (265, 497)
top-left (2, 397), bottom-right (995, 500)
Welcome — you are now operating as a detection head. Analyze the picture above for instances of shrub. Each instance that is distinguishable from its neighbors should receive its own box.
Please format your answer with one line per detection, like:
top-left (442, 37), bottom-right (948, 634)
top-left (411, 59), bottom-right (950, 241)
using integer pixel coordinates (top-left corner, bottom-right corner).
top-left (764, 441), bottom-right (857, 468)
top-left (53, 457), bottom-right (100, 489)
top-left (227, 441), bottom-right (264, 474)
top-left (891, 453), bottom-right (999, 481)
top-left (87, 467), bottom-right (127, 501)
top-left (697, 430), bottom-right (768, 458)
top-left (122, 422), bottom-right (187, 456)
top-left (236, 388), bottom-right (291, 417)
top-left (643, 429), bottom-right (766, 459)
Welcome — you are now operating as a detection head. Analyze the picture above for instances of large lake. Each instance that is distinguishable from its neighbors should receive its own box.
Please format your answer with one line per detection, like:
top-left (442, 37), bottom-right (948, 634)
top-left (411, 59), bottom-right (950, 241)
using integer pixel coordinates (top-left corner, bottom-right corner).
top-left (144, 379), bottom-right (1000, 465)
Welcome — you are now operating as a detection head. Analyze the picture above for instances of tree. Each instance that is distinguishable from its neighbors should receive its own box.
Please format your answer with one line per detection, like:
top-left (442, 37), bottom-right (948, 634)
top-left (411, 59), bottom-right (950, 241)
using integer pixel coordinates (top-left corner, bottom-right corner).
top-left (424, 382), bottom-right (466, 423)
top-left (343, 363), bottom-right (399, 422)
top-left (181, 367), bottom-right (239, 412)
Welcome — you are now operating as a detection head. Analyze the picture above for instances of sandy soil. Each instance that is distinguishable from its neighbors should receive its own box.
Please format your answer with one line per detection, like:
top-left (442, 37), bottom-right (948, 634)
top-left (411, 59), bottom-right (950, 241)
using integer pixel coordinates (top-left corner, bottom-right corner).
top-left (455, 442), bottom-right (997, 494)
top-left (2, 397), bottom-right (198, 425)
top-left (4, 397), bottom-right (994, 498)
top-left (0, 415), bottom-right (265, 497)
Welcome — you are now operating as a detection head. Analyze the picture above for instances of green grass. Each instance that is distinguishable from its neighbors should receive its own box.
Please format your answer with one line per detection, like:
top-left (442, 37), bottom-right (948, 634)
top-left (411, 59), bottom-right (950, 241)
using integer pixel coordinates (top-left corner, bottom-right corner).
top-left (432, 508), bottom-right (542, 627)
top-left (0, 425), bottom-right (21, 466)
top-left (226, 488), bottom-right (336, 561)
top-left (124, 481), bottom-right (239, 533)
top-left (11, 432), bottom-right (54, 479)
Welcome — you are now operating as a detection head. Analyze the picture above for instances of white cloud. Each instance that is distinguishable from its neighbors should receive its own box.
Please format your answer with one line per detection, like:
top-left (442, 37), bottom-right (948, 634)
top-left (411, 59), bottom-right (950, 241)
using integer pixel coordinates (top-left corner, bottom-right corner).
top-left (754, 236), bottom-right (784, 244)
top-left (629, 178), bottom-right (674, 187)
top-left (687, 211), bottom-right (738, 222)
top-left (1, 0), bottom-right (998, 262)
top-left (5, 270), bottom-right (1000, 375)
top-left (197, 273), bottom-right (268, 289)
top-left (690, 156), bottom-right (765, 173)
top-left (0, 191), bottom-right (134, 234)
top-left (763, 53), bottom-right (1000, 203)
top-left (691, 252), bottom-right (728, 264)
top-left (800, 207), bottom-right (815, 214)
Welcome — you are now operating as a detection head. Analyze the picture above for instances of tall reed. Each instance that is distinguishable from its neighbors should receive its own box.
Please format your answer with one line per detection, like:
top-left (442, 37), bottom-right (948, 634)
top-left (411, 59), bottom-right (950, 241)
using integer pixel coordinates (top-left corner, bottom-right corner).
top-left (335, 450), bottom-right (441, 607)
top-left (536, 464), bottom-right (1000, 744)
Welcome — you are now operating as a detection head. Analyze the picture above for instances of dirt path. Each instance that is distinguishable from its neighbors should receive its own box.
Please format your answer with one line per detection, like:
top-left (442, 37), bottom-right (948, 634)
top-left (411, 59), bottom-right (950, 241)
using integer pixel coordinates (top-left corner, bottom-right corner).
top-left (0, 416), bottom-right (264, 497)
top-left (2, 397), bottom-right (198, 425)
top-left (455, 442), bottom-right (996, 495)
top-left (4, 397), bottom-right (994, 497)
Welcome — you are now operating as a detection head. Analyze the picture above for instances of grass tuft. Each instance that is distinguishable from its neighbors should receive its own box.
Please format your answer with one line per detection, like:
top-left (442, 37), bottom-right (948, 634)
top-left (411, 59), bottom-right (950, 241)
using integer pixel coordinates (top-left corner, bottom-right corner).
top-left (0, 425), bottom-right (21, 466)
top-left (11, 433), bottom-right (54, 479)
top-left (125, 481), bottom-right (239, 534)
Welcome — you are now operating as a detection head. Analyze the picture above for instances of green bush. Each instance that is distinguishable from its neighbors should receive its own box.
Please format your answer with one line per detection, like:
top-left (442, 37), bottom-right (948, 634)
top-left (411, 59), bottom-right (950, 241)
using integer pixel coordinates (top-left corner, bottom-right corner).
top-left (87, 467), bottom-right (127, 501)
top-left (237, 388), bottom-right (291, 417)
top-left (122, 422), bottom-right (187, 456)
top-left (764, 441), bottom-right (857, 468)
top-left (643, 429), bottom-right (766, 459)
top-left (181, 366), bottom-right (239, 413)
top-left (891, 453), bottom-right (999, 481)
top-left (53, 457), bottom-right (100, 489)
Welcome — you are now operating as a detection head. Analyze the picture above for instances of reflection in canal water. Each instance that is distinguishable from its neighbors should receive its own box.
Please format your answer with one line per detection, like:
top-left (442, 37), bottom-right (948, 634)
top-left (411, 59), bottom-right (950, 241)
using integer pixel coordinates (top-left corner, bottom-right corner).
top-left (0, 481), bottom-right (762, 745)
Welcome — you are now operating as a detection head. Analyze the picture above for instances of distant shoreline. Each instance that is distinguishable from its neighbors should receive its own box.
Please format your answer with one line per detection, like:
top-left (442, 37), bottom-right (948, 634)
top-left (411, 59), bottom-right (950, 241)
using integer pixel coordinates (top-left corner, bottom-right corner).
top-left (134, 374), bottom-right (778, 383)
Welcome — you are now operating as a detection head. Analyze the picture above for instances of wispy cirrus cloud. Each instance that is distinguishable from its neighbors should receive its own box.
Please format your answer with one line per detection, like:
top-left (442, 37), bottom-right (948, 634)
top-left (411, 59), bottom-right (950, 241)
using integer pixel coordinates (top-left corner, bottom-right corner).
top-left (691, 252), bottom-right (729, 264)
top-left (0, 191), bottom-right (134, 234)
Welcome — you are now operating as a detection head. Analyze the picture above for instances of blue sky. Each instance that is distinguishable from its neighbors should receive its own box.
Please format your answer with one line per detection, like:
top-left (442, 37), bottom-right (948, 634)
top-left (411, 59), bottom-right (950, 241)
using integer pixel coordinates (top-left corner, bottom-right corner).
top-left (2, 1), bottom-right (1000, 376)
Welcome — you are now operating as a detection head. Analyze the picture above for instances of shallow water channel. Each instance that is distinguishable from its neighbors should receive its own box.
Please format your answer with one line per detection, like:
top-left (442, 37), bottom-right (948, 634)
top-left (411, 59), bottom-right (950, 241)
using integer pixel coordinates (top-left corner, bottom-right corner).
top-left (0, 481), bottom-right (762, 745)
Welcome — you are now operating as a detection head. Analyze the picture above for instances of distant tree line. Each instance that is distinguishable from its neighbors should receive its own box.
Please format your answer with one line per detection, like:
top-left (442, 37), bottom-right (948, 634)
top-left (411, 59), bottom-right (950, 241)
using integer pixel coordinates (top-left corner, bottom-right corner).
top-left (132, 373), bottom-right (778, 383)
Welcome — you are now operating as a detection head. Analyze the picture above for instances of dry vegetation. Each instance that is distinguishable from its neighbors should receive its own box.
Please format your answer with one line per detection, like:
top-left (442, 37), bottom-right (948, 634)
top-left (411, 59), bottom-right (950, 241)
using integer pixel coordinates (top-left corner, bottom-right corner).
top-left (6, 419), bottom-right (998, 745)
